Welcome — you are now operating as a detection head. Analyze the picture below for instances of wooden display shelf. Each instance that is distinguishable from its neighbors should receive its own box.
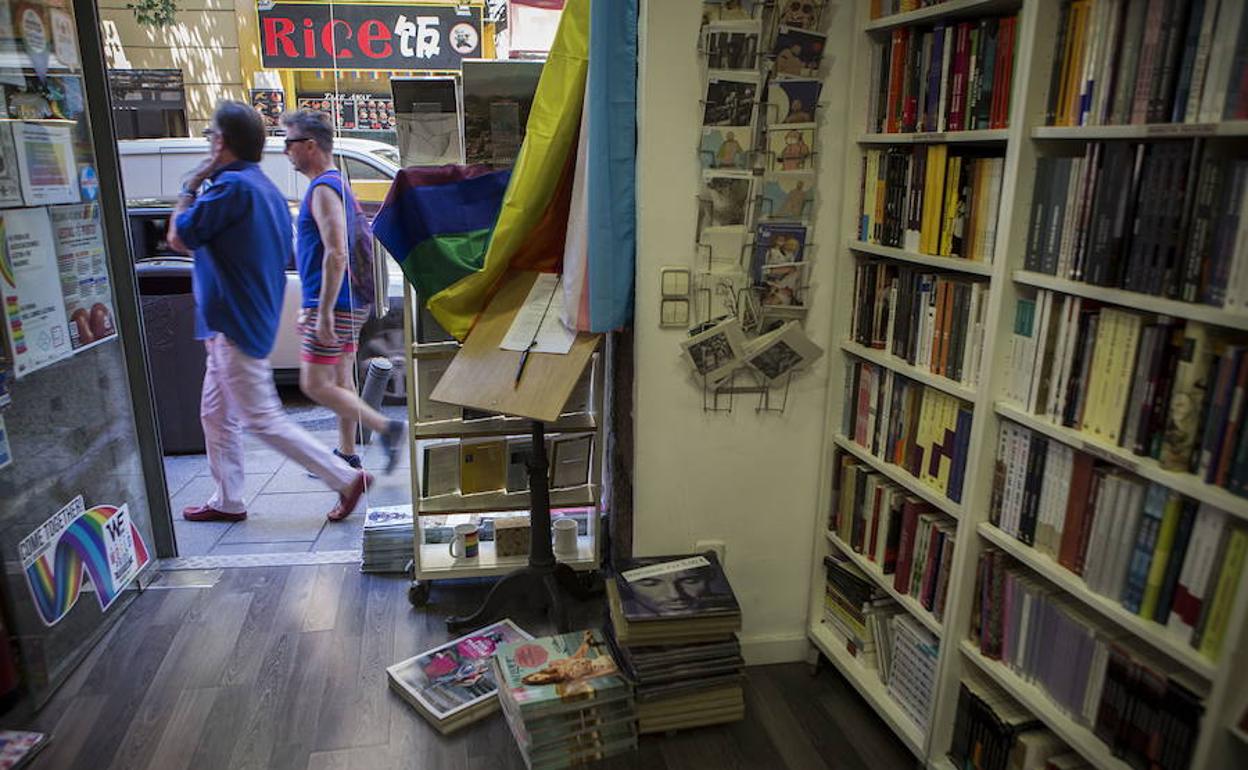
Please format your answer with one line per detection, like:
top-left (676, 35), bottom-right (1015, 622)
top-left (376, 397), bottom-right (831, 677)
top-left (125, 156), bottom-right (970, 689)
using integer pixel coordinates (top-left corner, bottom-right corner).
top-left (977, 523), bottom-right (1217, 680)
top-left (959, 641), bottom-right (1133, 770)
top-left (840, 340), bottom-right (978, 402)
top-left (847, 240), bottom-right (995, 276)
top-left (857, 129), bottom-right (1009, 144)
top-left (417, 484), bottom-right (598, 515)
top-left (413, 412), bottom-right (597, 439)
top-left (864, 0), bottom-right (1022, 34)
top-left (995, 402), bottom-right (1248, 524)
top-left (1031, 121), bottom-right (1248, 140)
top-left (417, 535), bottom-right (596, 579)
top-left (808, 621), bottom-right (927, 759)
top-left (1012, 271), bottom-right (1248, 332)
top-left (826, 530), bottom-right (944, 637)
top-left (833, 434), bottom-right (963, 520)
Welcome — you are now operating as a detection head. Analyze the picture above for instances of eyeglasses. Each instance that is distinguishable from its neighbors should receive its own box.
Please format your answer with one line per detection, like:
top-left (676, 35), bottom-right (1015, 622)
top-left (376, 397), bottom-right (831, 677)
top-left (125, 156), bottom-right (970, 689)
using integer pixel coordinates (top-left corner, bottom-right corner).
top-left (283, 137), bottom-right (312, 148)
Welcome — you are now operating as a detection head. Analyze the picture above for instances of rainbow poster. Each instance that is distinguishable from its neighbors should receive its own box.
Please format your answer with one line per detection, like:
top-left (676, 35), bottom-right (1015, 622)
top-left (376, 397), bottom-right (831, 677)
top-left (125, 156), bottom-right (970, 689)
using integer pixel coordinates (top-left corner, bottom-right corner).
top-left (18, 496), bottom-right (151, 627)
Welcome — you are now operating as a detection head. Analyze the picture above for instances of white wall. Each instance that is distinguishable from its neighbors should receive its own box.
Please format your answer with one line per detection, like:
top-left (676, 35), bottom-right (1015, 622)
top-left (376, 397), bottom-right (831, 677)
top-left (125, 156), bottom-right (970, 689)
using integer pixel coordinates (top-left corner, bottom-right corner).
top-left (632, 1), bottom-right (855, 663)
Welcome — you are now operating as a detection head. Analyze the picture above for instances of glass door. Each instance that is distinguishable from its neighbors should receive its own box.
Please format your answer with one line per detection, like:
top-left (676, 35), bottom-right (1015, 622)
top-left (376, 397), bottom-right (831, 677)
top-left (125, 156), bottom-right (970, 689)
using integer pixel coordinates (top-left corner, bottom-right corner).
top-left (0, 0), bottom-right (163, 705)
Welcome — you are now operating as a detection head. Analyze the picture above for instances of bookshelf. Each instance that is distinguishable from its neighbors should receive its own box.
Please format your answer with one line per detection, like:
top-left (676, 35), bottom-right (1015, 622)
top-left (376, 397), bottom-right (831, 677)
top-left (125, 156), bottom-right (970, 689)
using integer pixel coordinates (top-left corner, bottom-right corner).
top-left (401, 285), bottom-right (605, 597)
top-left (807, 2), bottom-right (1248, 770)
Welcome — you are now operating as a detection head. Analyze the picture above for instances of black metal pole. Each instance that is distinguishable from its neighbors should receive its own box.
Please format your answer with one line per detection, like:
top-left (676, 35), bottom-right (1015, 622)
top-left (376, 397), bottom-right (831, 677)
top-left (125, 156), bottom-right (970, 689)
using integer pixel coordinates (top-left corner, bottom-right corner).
top-left (527, 420), bottom-right (554, 568)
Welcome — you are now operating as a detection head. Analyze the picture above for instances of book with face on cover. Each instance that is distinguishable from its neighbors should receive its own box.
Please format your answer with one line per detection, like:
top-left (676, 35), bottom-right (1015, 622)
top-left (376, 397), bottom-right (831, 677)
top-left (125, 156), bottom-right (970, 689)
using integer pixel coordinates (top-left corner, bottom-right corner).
top-left (386, 619), bottom-right (531, 735)
top-left (612, 552), bottom-right (741, 623)
top-left (493, 629), bottom-right (632, 719)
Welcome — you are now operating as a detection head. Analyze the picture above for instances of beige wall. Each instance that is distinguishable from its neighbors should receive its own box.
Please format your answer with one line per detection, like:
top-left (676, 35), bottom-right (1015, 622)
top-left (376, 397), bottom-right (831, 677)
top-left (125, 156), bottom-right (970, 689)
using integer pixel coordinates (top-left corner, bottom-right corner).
top-left (100, 0), bottom-right (247, 134)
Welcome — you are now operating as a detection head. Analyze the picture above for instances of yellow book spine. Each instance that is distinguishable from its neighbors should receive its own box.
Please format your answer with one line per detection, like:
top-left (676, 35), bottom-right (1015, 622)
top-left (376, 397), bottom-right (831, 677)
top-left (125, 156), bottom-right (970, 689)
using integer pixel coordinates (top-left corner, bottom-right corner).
top-left (1140, 492), bottom-right (1183, 619)
top-left (1198, 528), bottom-right (1248, 660)
top-left (1081, 308), bottom-right (1120, 435)
top-left (939, 155), bottom-right (962, 257)
top-left (921, 145), bottom-right (947, 254)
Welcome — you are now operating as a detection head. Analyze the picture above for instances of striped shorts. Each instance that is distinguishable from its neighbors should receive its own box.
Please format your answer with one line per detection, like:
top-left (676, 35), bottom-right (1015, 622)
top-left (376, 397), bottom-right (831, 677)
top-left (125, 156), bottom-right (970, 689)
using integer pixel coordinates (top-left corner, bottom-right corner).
top-left (297, 307), bottom-right (370, 365)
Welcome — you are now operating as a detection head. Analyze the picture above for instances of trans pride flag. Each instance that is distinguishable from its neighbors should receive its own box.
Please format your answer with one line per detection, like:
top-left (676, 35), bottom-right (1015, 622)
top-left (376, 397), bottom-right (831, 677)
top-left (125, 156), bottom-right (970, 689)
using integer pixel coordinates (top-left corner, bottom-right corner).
top-left (373, 0), bottom-right (636, 340)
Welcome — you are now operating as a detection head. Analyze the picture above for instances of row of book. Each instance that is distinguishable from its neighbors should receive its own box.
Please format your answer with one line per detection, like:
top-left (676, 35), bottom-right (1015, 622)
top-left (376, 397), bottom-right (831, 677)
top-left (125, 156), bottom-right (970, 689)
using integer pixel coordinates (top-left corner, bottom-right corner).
top-left (949, 672), bottom-right (1089, 770)
top-left (832, 458), bottom-right (957, 621)
top-left (1046, 0), bottom-right (1248, 127)
top-left (605, 553), bottom-right (744, 735)
top-left (1006, 296), bottom-right (1248, 497)
top-left (1024, 141), bottom-right (1248, 307)
top-left (991, 420), bottom-right (1248, 663)
top-left (857, 145), bottom-right (1004, 261)
top-left (850, 260), bottom-right (990, 388)
top-left (972, 549), bottom-right (1206, 770)
top-left (420, 435), bottom-right (593, 498)
top-left (868, 0), bottom-right (947, 19)
top-left (844, 362), bottom-right (974, 502)
top-left (821, 554), bottom-right (940, 734)
top-left (868, 14), bottom-right (1018, 133)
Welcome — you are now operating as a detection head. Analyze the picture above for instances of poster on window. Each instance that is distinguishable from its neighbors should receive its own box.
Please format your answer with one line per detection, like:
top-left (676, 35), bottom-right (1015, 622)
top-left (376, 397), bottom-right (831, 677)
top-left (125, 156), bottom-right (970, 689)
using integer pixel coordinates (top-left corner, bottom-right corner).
top-left (18, 496), bottom-right (152, 626)
top-left (12, 122), bottom-right (79, 205)
top-left (251, 89), bottom-right (285, 132)
top-left (50, 203), bottom-right (115, 350)
top-left (0, 124), bottom-right (24, 208)
top-left (0, 206), bottom-right (71, 377)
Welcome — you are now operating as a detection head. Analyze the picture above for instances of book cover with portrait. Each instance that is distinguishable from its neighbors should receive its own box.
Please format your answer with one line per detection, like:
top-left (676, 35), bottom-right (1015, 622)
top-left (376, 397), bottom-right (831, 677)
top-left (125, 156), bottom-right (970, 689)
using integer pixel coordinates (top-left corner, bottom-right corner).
top-left (494, 630), bottom-right (631, 717)
top-left (613, 552), bottom-right (741, 622)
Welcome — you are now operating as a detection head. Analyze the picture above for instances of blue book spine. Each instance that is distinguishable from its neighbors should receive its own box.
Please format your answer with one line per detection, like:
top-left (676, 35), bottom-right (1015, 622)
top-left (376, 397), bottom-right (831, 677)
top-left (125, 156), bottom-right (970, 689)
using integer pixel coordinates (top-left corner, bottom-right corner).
top-left (1122, 484), bottom-right (1166, 613)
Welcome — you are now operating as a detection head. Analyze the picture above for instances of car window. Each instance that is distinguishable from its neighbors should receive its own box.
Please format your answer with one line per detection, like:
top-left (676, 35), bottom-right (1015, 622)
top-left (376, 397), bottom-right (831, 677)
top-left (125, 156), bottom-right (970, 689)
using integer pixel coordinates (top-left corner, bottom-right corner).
top-left (372, 148), bottom-right (400, 167)
top-left (342, 156), bottom-right (389, 181)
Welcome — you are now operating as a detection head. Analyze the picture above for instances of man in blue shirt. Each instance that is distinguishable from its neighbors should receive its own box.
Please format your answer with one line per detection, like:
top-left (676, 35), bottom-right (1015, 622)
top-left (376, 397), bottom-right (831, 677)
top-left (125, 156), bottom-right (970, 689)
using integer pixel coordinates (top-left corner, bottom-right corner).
top-left (168, 101), bottom-right (371, 523)
top-left (281, 109), bottom-right (404, 474)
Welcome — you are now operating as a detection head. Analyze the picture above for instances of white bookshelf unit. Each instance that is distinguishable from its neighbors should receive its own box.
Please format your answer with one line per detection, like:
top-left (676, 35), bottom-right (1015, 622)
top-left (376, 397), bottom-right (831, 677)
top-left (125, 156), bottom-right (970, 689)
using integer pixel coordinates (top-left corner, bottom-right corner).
top-left (806, 2), bottom-right (1248, 770)
top-left (401, 286), bottom-right (604, 602)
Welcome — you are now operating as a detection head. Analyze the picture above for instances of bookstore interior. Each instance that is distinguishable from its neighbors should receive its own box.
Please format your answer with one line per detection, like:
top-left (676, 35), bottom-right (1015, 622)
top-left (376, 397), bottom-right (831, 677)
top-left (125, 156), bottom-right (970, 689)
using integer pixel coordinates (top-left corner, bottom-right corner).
top-left (1, 0), bottom-right (1248, 768)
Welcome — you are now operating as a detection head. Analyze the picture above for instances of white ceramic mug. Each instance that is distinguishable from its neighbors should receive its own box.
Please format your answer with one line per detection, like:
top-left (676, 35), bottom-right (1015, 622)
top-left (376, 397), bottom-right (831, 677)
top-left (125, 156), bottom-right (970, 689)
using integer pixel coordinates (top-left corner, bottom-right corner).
top-left (553, 518), bottom-right (578, 555)
top-left (449, 523), bottom-right (479, 558)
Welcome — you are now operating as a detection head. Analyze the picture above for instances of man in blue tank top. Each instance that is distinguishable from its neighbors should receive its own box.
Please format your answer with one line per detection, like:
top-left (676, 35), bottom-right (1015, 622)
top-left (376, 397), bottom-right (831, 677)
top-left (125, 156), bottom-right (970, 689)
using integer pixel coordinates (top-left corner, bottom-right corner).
top-left (282, 110), bottom-right (404, 478)
top-left (167, 101), bottom-right (371, 523)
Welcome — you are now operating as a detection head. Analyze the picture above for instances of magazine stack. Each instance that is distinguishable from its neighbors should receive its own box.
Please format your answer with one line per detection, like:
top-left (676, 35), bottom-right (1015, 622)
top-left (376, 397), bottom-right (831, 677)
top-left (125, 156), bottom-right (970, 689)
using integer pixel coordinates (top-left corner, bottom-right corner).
top-left (386, 619), bottom-right (531, 734)
top-left (361, 506), bottom-right (414, 573)
top-left (492, 629), bottom-right (637, 769)
top-left (604, 552), bottom-right (745, 733)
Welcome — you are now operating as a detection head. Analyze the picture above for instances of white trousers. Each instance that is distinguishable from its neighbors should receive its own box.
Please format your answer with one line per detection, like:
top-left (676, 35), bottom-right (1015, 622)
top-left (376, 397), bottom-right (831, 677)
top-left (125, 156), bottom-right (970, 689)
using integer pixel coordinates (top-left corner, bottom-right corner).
top-left (200, 334), bottom-right (357, 513)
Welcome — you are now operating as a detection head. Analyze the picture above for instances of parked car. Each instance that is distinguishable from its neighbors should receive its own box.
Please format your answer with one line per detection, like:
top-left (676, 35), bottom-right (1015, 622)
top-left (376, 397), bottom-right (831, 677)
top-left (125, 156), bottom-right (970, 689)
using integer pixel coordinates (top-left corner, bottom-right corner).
top-left (127, 199), bottom-right (408, 403)
top-left (117, 136), bottom-right (400, 217)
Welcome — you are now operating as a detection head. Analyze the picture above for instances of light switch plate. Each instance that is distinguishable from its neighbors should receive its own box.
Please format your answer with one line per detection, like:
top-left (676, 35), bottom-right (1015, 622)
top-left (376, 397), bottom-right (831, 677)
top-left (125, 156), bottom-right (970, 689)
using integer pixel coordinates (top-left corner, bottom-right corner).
top-left (660, 267), bottom-right (691, 298)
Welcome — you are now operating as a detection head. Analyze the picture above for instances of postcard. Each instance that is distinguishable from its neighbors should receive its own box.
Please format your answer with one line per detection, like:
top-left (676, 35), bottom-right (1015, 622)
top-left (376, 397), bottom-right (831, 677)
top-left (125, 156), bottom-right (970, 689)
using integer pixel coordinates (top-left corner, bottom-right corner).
top-left (743, 322), bottom-right (823, 383)
top-left (768, 79), bottom-right (821, 124)
top-left (768, 126), bottom-right (814, 171)
top-left (751, 222), bottom-right (807, 279)
top-left (550, 435), bottom-right (593, 489)
top-left (699, 125), bottom-right (752, 170)
top-left (758, 263), bottom-right (807, 308)
top-left (680, 316), bottom-right (748, 384)
top-left (702, 73), bottom-right (758, 127)
top-left (698, 171), bottom-right (754, 233)
top-left (760, 171), bottom-right (814, 221)
top-left (700, 0), bottom-right (761, 24)
top-left (772, 0), bottom-right (824, 32)
top-left (773, 26), bottom-right (827, 78)
top-left (704, 26), bottom-right (759, 70)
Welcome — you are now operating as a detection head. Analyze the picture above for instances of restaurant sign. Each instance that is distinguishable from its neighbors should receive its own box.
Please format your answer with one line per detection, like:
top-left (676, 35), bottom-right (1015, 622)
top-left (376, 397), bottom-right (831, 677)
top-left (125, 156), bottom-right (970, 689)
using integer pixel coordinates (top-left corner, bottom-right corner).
top-left (258, 3), bottom-right (483, 70)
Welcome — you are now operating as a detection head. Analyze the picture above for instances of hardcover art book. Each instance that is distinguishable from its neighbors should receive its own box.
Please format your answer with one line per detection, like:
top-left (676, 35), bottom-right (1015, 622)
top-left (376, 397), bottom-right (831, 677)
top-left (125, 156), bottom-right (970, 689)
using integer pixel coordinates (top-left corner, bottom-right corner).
top-left (614, 552), bottom-right (741, 622)
top-left (387, 619), bottom-right (532, 734)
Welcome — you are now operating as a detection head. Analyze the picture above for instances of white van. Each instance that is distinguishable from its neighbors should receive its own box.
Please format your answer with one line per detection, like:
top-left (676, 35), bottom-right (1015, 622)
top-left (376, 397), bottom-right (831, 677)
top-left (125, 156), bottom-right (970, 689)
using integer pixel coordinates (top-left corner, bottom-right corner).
top-left (117, 136), bottom-right (400, 214)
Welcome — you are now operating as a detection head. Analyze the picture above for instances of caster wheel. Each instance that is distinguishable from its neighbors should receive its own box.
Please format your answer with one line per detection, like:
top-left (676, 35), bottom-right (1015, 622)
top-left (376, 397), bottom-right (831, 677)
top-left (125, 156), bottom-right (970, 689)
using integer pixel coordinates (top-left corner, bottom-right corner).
top-left (408, 581), bottom-right (431, 606)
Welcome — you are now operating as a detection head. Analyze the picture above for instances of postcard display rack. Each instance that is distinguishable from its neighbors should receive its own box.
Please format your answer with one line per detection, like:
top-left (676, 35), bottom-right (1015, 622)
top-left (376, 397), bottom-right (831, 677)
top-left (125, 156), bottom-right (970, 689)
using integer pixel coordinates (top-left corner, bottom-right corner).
top-left (402, 284), bottom-right (605, 608)
top-left (684, 2), bottom-right (831, 413)
top-left (804, 2), bottom-right (1248, 770)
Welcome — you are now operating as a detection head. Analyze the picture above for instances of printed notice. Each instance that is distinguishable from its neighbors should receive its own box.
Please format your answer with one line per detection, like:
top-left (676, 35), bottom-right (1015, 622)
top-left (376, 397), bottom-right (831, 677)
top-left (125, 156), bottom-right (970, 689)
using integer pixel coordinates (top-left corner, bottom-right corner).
top-left (13, 122), bottom-right (79, 206)
top-left (621, 556), bottom-right (712, 583)
top-left (51, 204), bottom-right (115, 349)
top-left (501, 274), bottom-right (575, 354)
top-left (1, 207), bottom-right (72, 377)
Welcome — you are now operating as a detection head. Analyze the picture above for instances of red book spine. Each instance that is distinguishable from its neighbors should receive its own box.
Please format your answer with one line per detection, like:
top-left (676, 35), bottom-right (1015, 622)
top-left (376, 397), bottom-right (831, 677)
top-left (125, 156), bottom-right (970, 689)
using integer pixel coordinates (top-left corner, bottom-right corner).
top-left (866, 488), bottom-right (883, 558)
top-left (920, 527), bottom-right (944, 609)
top-left (894, 500), bottom-right (922, 592)
top-left (1057, 454), bottom-right (1094, 572)
top-left (887, 29), bottom-right (909, 133)
top-left (1074, 471), bottom-right (1104, 576)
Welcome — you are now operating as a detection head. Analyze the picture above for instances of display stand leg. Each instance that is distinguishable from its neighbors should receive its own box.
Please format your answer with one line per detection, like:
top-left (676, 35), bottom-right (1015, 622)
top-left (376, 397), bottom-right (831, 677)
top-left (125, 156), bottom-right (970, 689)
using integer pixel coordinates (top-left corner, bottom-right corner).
top-left (446, 420), bottom-right (594, 632)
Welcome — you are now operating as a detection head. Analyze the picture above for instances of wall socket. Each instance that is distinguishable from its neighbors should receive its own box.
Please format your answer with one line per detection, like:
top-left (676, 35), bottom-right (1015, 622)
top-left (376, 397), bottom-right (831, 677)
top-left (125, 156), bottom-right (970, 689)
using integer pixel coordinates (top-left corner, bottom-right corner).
top-left (694, 539), bottom-right (726, 566)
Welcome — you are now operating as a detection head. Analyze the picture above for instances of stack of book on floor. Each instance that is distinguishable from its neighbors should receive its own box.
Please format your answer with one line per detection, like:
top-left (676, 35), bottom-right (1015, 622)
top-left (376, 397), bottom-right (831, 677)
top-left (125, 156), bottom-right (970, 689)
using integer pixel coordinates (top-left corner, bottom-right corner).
top-left (492, 629), bottom-right (637, 769)
top-left (949, 670), bottom-right (1084, 770)
top-left (361, 505), bottom-right (414, 573)
top-left (605, 552), bottom-right (744, 734)
top-left (973, 549), bottom-right (1207, 769)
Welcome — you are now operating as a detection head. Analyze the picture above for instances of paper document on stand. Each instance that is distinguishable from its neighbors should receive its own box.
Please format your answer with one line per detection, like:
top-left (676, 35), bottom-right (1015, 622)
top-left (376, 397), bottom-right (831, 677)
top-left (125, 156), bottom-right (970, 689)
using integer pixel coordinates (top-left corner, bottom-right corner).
top-left (500, 273), bottom-right (575, 354)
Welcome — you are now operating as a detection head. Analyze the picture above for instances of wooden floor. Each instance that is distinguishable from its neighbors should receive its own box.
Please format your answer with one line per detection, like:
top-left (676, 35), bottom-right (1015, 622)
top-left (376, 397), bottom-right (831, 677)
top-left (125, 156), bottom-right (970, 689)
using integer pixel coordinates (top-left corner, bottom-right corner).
top-left (27, 566), bottom-right (917, 770)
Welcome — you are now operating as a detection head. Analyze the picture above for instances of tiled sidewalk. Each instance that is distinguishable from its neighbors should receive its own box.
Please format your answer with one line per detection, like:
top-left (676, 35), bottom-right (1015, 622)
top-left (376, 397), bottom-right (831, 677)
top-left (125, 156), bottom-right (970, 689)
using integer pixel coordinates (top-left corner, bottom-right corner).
top-left (163, 400), bottom-right (412, 557)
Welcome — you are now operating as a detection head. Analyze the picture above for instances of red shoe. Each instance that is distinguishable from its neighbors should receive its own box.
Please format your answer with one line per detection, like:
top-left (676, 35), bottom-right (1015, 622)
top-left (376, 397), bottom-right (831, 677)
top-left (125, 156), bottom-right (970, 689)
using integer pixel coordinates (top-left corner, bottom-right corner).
top-left (182, 505), bottom-right (246, 522)
top-left (327, 471), bottom-right (374, 522)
